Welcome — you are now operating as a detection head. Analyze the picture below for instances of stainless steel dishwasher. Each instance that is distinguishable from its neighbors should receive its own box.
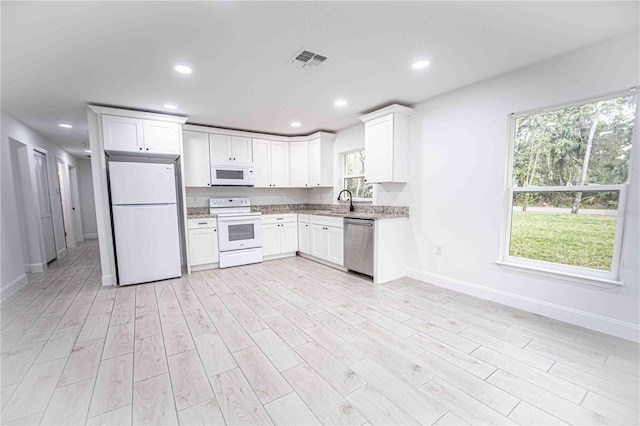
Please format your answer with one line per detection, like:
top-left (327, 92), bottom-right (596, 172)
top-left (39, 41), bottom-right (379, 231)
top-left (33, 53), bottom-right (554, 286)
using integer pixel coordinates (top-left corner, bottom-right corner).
top-left (343, 217), bottom-right (375, 277)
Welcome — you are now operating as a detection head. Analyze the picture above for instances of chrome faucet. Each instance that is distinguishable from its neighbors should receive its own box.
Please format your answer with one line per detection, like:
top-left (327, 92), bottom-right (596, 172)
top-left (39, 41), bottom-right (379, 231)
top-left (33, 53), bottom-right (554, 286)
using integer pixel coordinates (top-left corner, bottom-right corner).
top-left (337, 189), bottom-right (355, 212)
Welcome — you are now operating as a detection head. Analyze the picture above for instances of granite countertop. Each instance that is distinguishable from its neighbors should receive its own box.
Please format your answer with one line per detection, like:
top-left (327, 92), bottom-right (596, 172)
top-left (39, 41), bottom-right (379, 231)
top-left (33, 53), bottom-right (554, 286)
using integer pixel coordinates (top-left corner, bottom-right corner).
top-left (295, 210), bottom-right (409, 220)
top-left (186, 204), bottom-right (409, 220)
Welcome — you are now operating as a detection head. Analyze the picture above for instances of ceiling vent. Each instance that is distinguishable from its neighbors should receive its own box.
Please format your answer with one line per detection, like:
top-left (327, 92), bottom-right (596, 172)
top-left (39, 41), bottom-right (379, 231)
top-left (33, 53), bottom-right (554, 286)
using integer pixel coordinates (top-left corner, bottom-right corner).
top-left (290, 48), bottom-right (327, 68)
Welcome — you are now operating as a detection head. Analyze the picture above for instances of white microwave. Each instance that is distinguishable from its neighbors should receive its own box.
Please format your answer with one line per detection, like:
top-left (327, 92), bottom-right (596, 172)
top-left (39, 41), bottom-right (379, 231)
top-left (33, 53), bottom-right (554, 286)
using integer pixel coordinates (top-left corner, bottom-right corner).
top-left (210, 162), bottom-right (255, 186)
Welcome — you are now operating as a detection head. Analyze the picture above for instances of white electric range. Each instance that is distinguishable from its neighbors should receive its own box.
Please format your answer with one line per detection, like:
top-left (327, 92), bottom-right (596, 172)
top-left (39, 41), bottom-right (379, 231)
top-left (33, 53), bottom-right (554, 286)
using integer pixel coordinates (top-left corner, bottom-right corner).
top-left (210, 198), bottom-right (263, 268)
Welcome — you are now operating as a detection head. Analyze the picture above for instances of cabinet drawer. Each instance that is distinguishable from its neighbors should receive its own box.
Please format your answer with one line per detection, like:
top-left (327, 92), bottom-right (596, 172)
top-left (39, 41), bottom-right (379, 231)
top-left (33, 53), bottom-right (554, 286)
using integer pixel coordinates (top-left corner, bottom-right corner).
top-left (262, 214), bottom-right (297, 225)
top-left (310, 214), bottom-right (343, 229)
top-left (188, 218), bottom-right (217, 229)
top-left (298, 214), bottom-right (309, 223)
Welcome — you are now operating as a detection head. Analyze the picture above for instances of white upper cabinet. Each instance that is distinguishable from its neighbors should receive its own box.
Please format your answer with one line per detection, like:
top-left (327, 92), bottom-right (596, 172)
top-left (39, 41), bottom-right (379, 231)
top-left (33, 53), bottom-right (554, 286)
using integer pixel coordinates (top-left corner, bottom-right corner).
top-left (183, 131), bottom-right (210, 187)
top-left (210, 134), bottom-right (253, 163)
top-left (359, 104), bottom-right (413, 183)
top-left (102, 115), bottom-right (144, 153)
top-left (289, 141), bottom-right (309, 187)
top-left (252, 139), bottom-right (289, 187)
top-left (102, 115), bottom-right (180, 157)
top-left (289, 133), bottom-right (334, 187)
top-left (143, 121), bottom-right (180, 155)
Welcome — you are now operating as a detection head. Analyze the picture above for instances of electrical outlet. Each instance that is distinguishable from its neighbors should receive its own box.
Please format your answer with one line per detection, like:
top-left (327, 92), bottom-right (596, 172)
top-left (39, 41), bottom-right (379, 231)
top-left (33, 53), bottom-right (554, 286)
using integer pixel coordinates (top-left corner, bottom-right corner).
top-left (435, 245), bottom-right (444, 256)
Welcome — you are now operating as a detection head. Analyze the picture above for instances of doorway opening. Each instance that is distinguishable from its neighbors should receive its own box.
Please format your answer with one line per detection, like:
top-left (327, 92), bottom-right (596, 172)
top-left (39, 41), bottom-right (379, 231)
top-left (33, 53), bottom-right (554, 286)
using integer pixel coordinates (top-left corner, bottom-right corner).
top-left (34, 149), bottom-right (57, 263)
top-left (57, 160), bottom-right (75, 249)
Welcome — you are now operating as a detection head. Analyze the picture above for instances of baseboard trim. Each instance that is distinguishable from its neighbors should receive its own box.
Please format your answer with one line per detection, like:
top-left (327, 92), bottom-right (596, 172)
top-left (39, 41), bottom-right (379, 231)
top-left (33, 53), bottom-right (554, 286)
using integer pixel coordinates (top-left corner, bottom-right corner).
top-left (57, 248), bottom-right (67, 259)
top-left (264, 252), bottom-right (297, 261)
top-left (101, 274), bottom-right (115, 286)
top-left (406, 267), bottom-right (639, 342)
top-left (1, 274), bottom-right (29, 302)
top-left (84, 233), bottom-right (98, 240)
top-left (30, 262), bottom-right (47, 273)
top-left (190, 262), bottom-right (220, 272)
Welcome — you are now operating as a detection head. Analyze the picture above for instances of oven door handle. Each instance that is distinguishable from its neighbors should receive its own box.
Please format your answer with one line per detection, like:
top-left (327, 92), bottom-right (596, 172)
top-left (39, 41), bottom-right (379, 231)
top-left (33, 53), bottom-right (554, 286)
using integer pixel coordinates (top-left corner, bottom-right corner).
top-left (217, 217), bottom-right (261, 224)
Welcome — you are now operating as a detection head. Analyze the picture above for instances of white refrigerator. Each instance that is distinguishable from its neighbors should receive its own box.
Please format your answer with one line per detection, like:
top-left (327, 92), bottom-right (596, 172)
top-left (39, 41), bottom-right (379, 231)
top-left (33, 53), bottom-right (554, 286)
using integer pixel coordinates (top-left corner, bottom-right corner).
top-left (109, 162), bottom-right (181, 285)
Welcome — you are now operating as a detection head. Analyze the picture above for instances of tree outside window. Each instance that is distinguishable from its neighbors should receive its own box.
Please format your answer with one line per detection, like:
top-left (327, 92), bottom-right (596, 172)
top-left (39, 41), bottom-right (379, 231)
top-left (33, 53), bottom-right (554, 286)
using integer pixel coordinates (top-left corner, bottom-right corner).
top-left (344, 150), bottom-right (372, 200)
top-left (505, 91), bottom-right (637, 279)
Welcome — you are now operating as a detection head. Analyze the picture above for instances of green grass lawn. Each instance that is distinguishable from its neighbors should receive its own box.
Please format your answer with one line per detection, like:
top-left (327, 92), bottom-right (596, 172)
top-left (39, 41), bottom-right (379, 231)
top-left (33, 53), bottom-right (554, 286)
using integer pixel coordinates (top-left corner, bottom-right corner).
top-left (509, 211), bottom-right (616, 270)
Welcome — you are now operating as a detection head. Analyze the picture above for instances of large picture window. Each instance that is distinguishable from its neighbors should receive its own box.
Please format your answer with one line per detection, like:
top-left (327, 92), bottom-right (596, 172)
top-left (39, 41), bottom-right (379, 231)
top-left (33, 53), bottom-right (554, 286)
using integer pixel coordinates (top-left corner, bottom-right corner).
top-left (344, 149), bottom-right (372, 200)
top-left (503, 91), bottom-right (637, 283)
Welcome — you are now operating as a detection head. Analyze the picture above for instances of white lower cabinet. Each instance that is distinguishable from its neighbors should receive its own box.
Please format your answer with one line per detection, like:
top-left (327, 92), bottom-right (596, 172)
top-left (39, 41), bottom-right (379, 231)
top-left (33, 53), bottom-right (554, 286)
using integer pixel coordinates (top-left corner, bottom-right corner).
top-left (262, 214), bottom-right (297, 259)
top-left (307, 215), bottom-right (344, 266)
top-left (297, 214), bottom-right (310, 254)
top-left (187, 219), bottom-right (218, 269)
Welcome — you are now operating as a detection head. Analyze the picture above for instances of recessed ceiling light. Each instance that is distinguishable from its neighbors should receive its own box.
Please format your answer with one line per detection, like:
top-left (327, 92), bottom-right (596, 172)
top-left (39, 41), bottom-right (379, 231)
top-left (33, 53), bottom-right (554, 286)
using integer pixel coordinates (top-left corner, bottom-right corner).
top-left (164, 104), bottom-right (178, 110)
top-left (412, 59), bottom-right (430, 70)
top-left (291, 122), bottom-right (301, 128)
top-left (58, 123), bottom-right (73, 128)
top-left (334, 99), bottom-right (348, 107)
top-left (174, 65), bottom-right (192, 74)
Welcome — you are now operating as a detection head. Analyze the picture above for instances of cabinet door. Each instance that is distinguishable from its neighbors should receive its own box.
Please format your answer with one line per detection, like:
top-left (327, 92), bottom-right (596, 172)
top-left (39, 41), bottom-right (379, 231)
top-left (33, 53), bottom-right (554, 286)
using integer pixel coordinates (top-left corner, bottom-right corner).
top-left (365, 115), bottom-right (394, 183)
top-left (298, 222), bottom-right (310, 254)
top-left (252, 139), bottom-right (271, 187)
top-left (326, 226), bottom-right (344, 266)
top-left (143, 120), bottom-right (180, 155)
top-left (289, 141), bottom-right (309, 187)
top-left (188, 227), bottom-right (219, 266)
top-left (183, 131), bottom-right (210, 187)
top-left (262, 223), bottom-right (280, 256)
top-left (280, 222), bottom-right (298, 253)
top-left (270, 141), bottom-right (289, 187)
top-left (102, 115), bottom-right (144, 153)
top-left (231, 136), bottom-right (253, 162)
top-left (307, 138), bottom-right (322, 186)
top-left (310, 224), bottom-right (327, 259)
top-left (209, 134), bottom-right (233, 162)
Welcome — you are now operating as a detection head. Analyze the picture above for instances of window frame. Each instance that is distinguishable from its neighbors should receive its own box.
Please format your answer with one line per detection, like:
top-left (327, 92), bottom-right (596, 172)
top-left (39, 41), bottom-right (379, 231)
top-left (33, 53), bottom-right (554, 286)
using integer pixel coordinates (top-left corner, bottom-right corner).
top-left (342, 148), bottom-right (372, 201)
top-left (499, 89), bottom-right (637, 286)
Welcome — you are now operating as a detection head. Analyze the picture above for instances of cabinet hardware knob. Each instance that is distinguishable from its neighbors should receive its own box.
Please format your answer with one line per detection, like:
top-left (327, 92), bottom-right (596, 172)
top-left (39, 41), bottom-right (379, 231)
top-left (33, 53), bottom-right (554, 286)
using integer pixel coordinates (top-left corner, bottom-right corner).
top-left (233, 157), bottom-right (236, 160)
top-left (229, 157), bottom-right (232, 160)
top-left (214, 229), bottom-right (217, 232)
top-left (146, 148), bottom-right (149, 151)
top-left (139, 147), bottom-right (142, 150)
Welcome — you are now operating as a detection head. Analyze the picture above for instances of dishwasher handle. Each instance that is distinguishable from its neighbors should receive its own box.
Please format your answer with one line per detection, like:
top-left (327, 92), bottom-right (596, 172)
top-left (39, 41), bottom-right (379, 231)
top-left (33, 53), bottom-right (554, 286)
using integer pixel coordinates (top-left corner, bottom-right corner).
top-left (344, 218), bottom-right (375, 226)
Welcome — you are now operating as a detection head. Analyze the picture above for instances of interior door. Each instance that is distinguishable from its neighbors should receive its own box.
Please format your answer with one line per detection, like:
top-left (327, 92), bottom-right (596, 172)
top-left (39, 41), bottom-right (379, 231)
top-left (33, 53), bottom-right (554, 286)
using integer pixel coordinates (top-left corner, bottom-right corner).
top-left (34, 150), bottom-right (57, 262)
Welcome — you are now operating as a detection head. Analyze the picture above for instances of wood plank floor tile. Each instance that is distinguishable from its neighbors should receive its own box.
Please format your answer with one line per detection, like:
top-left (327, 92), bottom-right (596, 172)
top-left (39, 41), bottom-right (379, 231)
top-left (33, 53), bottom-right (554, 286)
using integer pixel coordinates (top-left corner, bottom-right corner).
top-left (304, 324), bottom-right (366, 366)
top-left (134, 310), bottom-right (161, 340)
top-left (472, 345), bottom-right (587, 404)
top-left (264, 392), bottom-right (322, 426)
top-left (40, 377), bottom-right (95, 425)
top-left (58, 337), bottom-right (105, 386)
top-left (210, 368), bottom-right (273, 425)
top-left (250, 328), bottom-right (304, 372)
top-left (133, 334), bottom-right (168, 383)
top-left (232, 345), bottom-right (292, 404)
top-left (581, 391), bottom-right (639, 425)
top-left (350, 357), bottom-right (446, 425)
top-left (167, 349), bottom-right (213, 411)
top-left (132, 373), bottom-right (178, 425)
top-left (177, 398), bottom-right (226, 425)
top-left (162, 319), bottom-right (196, 356)
top-left (346, 383), bottom-right (419, 425)
top-left (86, 404), bottom-right (132, 426)
top-left (419, 377), bottom-right (516, 425)
top-left (433, 411), bottom-right (469, 425)
top-left (102, 323), bottom-right (134, 360)
top-left (183, 306), bottom-right (217, 336)
top-left (77, 312), bottom-right (111, 343)
top-left (1, 341), bottom-right (46, 385)
top-left (88, 353), bottom-right (133, 417)
top-left (2, 358), bottom-right (66, 422)
top-left (193, 332), bottom-right (237, 377)
top-left (507, 401), bottom-right (566, 425)
top-left (282, 363), bottom-right (366, 425)
top-left (36, 326), bottom-right (81, 363)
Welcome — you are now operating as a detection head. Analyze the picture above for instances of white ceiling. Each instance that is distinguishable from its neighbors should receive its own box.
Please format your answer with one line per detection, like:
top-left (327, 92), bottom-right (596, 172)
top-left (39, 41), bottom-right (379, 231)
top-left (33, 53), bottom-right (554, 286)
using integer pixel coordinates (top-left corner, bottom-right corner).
top-left (2, 1), bottom-right (638, 157)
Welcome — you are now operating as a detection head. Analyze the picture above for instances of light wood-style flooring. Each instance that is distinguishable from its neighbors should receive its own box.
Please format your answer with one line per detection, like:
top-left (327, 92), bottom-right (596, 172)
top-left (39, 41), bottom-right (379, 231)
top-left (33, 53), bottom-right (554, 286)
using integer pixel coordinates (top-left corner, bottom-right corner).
top-left (1, 240), bottom-right (638, 425)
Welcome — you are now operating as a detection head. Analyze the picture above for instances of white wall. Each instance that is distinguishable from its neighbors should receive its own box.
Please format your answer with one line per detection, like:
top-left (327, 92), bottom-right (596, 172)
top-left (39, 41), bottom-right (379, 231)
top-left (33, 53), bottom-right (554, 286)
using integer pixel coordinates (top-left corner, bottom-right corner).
top-left (400, 32), bottom-right (639, 340)
top-left (1, 111), bottom-right (82, 298)
top-left (78, 159), bottom-right (98, 238)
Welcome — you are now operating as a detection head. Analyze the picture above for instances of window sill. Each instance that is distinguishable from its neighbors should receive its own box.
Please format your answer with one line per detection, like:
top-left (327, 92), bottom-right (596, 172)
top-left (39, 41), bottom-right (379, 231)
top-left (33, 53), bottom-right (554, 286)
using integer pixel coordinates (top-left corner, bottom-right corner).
top-left (495, 261), bottom-right (623, 288)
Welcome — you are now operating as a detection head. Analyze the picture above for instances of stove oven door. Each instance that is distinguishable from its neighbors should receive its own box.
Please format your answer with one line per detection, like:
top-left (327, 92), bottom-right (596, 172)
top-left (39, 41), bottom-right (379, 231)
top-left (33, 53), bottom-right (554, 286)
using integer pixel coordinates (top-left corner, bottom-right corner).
top-left (217, 213), bottom-right (263, 252)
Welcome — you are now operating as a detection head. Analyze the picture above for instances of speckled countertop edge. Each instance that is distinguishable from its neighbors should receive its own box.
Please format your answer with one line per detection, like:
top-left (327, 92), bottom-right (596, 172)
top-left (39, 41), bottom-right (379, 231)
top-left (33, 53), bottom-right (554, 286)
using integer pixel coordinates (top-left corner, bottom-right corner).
top-left (187, 205), bottom-right (409, 220)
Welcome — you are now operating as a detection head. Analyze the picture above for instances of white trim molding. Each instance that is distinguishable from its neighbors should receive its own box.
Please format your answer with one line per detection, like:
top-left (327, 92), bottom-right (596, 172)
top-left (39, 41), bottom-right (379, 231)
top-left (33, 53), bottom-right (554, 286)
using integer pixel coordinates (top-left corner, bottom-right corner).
top-left (101, 274), bottom-right (115, 286)
top-left (57, 247), bottom-right (67, 259)
top-left (84, 233), bottom-right (98, 240)
top-left (1, 274), bottom-right (29, 302)
top-left (29, 262), bottom-right (47, 273)
top-left (406, 267), bottom-right (639, 342)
